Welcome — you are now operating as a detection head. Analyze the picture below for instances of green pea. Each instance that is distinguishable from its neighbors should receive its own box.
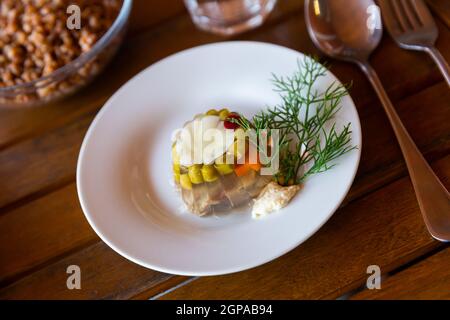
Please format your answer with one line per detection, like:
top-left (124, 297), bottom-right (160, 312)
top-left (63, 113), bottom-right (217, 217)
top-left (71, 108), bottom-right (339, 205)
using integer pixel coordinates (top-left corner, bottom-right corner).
top-left (188, 165), bottom-right (204, 184)
top-left (180, 174), bottom-right (192, 190)
top-left (201, 165), bottom-right (219, 182)
top-left (219, 108), bottom-right (230, 120)
top-left (215, 163), bottom-right (234, 175)
top-left (172, 145), bottom-right (180, 165)
top-left (206, 109), bottom-right (219, 116)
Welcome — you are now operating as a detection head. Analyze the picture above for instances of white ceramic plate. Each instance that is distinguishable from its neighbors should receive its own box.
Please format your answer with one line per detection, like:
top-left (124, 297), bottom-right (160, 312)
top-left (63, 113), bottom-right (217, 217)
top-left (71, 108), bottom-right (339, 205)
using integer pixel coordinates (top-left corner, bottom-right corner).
top-left (77, 41), bottom-right (361, 276)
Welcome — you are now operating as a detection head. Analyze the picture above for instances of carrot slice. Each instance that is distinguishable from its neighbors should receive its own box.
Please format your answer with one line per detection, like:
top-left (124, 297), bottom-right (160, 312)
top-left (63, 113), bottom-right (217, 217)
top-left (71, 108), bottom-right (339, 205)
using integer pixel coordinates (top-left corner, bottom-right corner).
top-left (234, 162), bottom-right (262, 176)
top-left (249, 162), bottom-right (262, 172)
top-left (234, 143), bottom-right (263, 176)
top-left (234, 164), bottom-right (251, 177)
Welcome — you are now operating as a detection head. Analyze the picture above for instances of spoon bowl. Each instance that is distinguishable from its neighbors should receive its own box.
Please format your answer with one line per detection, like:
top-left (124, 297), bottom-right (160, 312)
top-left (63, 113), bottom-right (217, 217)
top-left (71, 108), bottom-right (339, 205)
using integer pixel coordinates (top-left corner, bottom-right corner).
top-left (305, 0), bottom-right (382, 62)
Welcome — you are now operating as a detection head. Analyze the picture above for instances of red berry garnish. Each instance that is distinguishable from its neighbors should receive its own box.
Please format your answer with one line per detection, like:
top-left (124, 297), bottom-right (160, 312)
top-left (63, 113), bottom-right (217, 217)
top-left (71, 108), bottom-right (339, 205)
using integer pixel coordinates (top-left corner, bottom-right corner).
top-left (224, 113), bottom-right (240, 130)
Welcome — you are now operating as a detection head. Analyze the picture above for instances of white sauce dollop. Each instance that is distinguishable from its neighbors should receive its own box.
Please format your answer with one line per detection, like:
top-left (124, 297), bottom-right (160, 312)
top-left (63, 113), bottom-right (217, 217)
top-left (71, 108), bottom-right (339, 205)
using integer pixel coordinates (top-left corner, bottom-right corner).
top-left (174, 115), bottom-right (235, 166)
top-left (252, 182), bottom-right (301, 219)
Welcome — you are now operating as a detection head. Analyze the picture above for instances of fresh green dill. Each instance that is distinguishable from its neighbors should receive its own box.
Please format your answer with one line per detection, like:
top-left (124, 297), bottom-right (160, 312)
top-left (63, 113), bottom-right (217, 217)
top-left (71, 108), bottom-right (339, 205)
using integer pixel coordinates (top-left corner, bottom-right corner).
top-left (231, 57), bottom-right (357, 185)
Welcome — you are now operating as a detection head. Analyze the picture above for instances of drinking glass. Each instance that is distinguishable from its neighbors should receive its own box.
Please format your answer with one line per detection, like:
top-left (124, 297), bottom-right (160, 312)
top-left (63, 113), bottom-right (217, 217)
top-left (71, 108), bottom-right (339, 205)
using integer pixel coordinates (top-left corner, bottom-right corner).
top-left (184, 0), bottom-right (278, 36)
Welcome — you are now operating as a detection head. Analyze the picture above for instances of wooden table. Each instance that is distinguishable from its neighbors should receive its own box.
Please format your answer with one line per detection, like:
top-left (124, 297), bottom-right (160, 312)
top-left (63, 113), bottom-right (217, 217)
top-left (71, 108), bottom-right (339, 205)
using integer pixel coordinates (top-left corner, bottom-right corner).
top-left (0, 0), bottom-right (449, 300)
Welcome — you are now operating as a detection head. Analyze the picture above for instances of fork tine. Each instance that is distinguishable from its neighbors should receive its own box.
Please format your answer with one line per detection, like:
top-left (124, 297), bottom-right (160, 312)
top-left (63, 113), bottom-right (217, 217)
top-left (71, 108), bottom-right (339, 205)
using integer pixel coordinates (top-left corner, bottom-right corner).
top-left (391, 0), bottom-right (412, 31)
top-left (378, 0), bottom-right (403, 34)
top-left (400, 0), bottom-right (423, 28)
top-left (411, 0), bottom-right (438, 28)
top-left (407, 0), bottom-right (425, 26)
top-left (379, 0), bottom-right (443, 59)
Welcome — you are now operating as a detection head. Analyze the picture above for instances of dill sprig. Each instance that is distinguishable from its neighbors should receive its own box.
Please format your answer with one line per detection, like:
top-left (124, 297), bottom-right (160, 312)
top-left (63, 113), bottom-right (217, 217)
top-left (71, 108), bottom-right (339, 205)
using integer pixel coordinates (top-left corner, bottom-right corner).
top-left (232, 57), bottom-right (356, 185)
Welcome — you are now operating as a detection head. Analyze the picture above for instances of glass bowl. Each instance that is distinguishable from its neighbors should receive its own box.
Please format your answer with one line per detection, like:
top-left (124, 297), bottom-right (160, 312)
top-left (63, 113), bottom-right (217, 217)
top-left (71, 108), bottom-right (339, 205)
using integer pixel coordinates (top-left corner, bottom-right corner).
top-left (0, 0), bottom-right (133, 108)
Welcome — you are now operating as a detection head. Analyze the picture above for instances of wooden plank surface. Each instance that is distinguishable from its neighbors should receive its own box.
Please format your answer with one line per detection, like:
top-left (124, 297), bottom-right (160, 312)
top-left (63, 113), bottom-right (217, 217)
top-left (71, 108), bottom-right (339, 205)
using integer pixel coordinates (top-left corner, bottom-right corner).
top-left (0, 0), bottom-right (449, 300)
top-left (351, 246), bottom-right (450, 300)
top-left (427, 0), bottom-right (450, 28)
top-left (128, 0), bottom-right (186, 34)
top-left (0, 184), bottom-right (97, 285)
top-left (0, 242), bottom-right (182, 300)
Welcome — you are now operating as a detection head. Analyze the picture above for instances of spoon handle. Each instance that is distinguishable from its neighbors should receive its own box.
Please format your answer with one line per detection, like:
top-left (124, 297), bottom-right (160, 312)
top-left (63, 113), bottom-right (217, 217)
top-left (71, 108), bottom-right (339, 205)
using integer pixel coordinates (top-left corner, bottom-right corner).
top-left (359, 61), bottom-right (450, 242)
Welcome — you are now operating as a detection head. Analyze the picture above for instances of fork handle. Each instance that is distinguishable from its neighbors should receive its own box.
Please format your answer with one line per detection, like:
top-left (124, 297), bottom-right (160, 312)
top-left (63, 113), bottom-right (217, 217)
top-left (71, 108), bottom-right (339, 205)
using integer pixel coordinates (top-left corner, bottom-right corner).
top-left (359, 61), bottom-right (450, 242)
top-left (424, 46), bottom-right (450, 87)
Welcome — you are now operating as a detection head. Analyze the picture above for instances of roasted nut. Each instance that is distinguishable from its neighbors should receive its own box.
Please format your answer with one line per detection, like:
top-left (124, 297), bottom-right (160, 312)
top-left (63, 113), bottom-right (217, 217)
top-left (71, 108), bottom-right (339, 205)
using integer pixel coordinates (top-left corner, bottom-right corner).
top-left (9, 62), bottom-right (23, 76)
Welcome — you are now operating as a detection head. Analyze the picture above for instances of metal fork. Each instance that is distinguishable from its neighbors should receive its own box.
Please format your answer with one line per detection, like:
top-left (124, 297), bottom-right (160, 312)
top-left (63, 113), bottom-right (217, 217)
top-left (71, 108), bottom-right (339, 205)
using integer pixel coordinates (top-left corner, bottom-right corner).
top-left (378, 0), bottom-right (450, 86)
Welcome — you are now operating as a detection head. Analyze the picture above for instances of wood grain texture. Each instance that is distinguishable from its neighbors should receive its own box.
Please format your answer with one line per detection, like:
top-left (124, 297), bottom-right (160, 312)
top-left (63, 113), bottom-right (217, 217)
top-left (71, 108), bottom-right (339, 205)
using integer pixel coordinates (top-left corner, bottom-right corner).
top-left (351, 246), bottom-right (450, 299)
top-left (347, 82), bottom-right (450, 202)
top-left (0, 184), bottom-right (97, 285)
top-left (0, 242), bottom-right (179, 300)
top-left (158, 156), bottom-right (450, 300)
top-left (128, 0), bottom-right (186, 34)
top-left (0, 113), bottom-right (92, 209)
top-left (427, 0), bottom-right (450, 28)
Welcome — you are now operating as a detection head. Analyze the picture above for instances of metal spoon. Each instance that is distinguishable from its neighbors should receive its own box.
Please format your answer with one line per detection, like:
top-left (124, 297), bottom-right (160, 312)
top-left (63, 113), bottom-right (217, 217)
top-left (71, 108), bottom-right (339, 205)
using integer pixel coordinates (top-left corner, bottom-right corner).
top-left (305, 0), bottom-right (450, 241)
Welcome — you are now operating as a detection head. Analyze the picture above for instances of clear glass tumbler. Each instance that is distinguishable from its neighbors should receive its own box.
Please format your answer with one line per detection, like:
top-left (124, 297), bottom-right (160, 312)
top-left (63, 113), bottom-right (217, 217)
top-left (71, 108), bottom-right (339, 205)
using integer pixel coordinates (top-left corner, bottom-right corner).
top-left (184, 0), bottom-right (278, 36)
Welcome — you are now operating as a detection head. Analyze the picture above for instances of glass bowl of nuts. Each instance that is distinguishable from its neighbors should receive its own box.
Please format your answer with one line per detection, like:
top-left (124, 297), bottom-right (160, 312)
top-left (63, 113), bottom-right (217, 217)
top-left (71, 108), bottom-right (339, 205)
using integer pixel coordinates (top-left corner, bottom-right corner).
top-left (0, 0), bottom-right (133, 108)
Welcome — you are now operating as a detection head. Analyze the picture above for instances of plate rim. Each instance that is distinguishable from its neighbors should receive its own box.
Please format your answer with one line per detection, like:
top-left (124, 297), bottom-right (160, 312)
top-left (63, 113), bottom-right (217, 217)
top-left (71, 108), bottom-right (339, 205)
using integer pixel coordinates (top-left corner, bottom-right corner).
top-left (76, 41), bottom-right (362, 276)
